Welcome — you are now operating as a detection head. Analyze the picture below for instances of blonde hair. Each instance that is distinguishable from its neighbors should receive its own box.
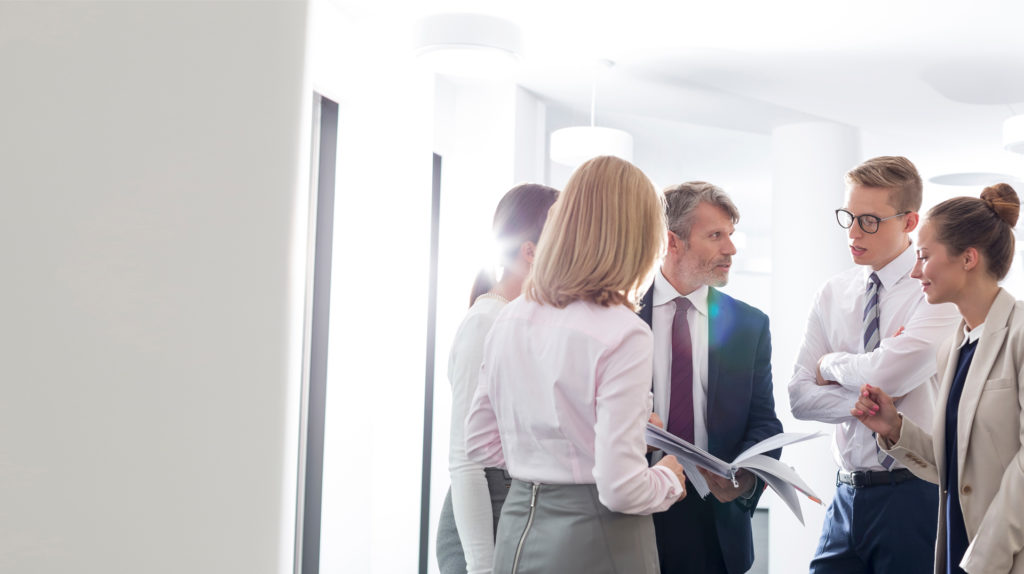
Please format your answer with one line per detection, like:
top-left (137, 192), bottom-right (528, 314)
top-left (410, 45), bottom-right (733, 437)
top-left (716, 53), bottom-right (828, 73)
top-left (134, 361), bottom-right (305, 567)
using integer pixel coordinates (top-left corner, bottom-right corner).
top-left (845, 156), bottom-right (923, 212)
top-left (525, 156), bottom-right (665, 310)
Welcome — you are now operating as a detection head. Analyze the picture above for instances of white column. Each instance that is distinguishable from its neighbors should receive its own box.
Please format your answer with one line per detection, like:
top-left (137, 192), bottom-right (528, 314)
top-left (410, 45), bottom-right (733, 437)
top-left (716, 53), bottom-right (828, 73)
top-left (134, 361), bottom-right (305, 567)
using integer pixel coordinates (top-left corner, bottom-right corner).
top-left (768, 122), bottom-right (861, 574)
top-left (1, 3), bottom-right (311, 573)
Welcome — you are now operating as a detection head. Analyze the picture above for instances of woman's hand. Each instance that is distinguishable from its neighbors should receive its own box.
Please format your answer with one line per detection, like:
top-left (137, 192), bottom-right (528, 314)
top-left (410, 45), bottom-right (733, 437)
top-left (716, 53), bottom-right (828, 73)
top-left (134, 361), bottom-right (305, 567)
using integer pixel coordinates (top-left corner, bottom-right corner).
top-left (655, 455), bottom-right (687, 501)
top-left (851, 383), bottom-right (903, 444)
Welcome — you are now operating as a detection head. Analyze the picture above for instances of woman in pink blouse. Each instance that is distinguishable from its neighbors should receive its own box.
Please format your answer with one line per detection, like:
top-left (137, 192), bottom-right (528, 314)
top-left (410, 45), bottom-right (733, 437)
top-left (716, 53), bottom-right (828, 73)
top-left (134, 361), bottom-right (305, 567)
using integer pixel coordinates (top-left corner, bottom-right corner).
top-left (466, 156), bottom-right (686, 573)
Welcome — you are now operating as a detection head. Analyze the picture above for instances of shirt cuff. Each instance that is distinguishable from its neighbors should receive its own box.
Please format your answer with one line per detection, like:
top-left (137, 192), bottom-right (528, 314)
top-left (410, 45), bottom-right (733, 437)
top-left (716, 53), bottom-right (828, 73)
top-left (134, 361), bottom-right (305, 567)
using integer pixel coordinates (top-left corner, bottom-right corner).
top-left (818, 352), bottom-right (839, 383)
top-left (739, 478), bottom-right (757, 500)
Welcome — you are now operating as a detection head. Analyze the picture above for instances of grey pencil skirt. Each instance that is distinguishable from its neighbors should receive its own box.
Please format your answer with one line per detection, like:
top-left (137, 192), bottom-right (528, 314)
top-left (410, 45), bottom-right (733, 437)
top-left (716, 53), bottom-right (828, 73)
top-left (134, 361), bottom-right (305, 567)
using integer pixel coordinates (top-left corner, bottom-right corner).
top-left (492, 479), bottom-right (661, 574)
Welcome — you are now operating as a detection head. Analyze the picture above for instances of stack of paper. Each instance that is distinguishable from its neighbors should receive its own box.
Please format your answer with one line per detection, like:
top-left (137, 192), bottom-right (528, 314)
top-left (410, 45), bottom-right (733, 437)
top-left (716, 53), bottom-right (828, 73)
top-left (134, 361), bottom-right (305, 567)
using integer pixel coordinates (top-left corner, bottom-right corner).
top-left (646, 424), bottom-right (825, 524)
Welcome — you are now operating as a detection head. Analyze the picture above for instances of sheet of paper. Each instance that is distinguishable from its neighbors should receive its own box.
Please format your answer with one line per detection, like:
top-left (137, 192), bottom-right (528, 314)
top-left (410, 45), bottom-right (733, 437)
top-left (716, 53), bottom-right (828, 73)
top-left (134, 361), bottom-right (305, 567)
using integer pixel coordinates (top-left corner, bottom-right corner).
top-left (739, 454), bottom-right (822, 505)
top-left (745, 466), bottom-right (805, 525)
top-left (679, 458), bottom-right (709, 498)
top-left (731, 431), bottom-right (828, 466)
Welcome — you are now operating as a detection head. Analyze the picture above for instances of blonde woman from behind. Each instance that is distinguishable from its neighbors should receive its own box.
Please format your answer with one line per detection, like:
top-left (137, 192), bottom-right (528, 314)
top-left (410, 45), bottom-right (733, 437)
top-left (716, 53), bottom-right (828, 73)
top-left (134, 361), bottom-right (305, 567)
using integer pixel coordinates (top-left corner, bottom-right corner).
top-left (466, 156), bottom-right (687, 574)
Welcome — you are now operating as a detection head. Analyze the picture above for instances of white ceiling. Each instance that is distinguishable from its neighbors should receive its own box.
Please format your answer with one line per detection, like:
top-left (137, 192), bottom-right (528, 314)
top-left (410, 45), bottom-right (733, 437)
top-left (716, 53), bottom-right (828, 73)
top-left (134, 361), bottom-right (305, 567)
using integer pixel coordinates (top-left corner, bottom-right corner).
top-left (333, 0), bottom-right (1024, 195)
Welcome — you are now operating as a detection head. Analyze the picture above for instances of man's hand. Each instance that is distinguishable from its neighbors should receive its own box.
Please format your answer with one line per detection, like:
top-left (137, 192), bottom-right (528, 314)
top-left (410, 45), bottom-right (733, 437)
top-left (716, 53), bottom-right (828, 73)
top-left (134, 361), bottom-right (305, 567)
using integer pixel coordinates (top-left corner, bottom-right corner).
top-left (646, 412), bottom-right (664, 453)
top-left (815, 357), bottom-right (840, 386)
top-left (698, 468), bottom-right (756, 503)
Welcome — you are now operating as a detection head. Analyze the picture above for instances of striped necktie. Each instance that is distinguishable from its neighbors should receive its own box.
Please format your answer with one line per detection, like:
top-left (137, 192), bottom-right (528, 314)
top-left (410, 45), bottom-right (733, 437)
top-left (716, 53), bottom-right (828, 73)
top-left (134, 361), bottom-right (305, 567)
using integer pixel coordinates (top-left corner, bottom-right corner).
top-left (863, 273), bottom-right (881, 352)
top-left (865, 272), bottom-right (896, 469)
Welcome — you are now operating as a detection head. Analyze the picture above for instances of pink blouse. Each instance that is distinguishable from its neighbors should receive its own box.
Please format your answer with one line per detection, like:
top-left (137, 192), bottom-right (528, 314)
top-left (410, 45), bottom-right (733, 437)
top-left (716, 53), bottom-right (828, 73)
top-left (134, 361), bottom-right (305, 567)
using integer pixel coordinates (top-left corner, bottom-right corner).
top-left (465, 297), bottom-right (682, 515)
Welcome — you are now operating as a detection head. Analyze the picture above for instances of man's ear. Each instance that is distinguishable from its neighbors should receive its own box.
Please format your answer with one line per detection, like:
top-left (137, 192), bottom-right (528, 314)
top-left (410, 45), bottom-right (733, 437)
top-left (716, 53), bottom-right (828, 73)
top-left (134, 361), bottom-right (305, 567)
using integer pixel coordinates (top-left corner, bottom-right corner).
top-left (903, 211), bottom-right (919, 234)
top-left (666, 231), bottom-right (683, 255)
top-left (521, 241), bottom-right (537, 265)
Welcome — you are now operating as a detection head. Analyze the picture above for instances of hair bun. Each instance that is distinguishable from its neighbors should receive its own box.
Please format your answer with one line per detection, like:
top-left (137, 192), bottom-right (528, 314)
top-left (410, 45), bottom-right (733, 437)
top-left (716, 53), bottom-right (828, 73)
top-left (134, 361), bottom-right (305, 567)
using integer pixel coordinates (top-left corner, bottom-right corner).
top-left (981, 183), bottom-right (1020, 227)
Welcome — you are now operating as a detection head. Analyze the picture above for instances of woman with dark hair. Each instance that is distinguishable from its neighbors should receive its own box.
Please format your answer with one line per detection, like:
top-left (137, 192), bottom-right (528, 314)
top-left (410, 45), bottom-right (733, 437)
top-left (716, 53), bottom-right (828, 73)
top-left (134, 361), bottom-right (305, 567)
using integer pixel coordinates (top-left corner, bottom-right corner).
top-left (436, 183), bottom-right (559, 574)
top-left (854, 183), bottom-right (1024, 573)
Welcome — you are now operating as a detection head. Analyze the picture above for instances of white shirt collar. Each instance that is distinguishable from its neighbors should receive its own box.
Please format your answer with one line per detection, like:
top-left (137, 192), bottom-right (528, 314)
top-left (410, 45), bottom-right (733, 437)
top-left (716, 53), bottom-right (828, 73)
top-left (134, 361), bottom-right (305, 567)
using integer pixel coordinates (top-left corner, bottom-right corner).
top-left (959, 322), bottom-right (985, 348)
top-left (864, 242), bottom-right (916, 290)
top-left (653, 269), bottom-right (708, 317)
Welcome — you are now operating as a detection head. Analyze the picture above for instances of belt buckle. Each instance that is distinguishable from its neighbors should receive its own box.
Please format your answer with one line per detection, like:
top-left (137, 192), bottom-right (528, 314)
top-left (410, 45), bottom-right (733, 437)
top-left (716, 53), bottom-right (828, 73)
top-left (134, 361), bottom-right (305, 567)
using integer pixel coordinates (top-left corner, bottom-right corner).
top-left (837, 470), bottom-right (868, 488)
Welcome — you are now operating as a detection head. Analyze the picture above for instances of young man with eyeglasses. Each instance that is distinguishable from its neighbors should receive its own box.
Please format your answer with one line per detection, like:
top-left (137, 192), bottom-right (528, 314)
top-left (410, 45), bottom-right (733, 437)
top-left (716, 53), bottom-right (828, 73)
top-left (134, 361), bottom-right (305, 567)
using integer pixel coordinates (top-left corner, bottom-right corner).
top-left (788, 156), bottom-right (960, 573)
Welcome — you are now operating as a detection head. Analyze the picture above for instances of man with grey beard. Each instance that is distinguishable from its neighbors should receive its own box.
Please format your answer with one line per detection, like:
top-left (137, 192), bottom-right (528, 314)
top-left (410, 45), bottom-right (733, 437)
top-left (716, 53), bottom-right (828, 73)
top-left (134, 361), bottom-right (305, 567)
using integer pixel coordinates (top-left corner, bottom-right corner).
top-left (639, 181), bottom-right (783, 574)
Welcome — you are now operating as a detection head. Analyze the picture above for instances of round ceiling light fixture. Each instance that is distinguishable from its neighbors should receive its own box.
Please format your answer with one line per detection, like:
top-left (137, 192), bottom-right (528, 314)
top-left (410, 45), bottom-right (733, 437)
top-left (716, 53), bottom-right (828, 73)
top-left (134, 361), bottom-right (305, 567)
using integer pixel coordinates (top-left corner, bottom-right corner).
top-left (928, 172), bottom-right (1023, 187)
top-left (414, 13), bottom-right (521, 79)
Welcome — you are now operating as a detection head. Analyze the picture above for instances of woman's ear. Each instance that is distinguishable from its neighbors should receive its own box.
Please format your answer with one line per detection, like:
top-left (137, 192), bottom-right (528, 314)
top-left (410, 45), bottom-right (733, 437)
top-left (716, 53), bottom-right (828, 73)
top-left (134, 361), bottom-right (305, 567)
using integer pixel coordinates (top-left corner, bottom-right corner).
top-left (522, 241), bottom-right (537, 265)
top-left (963, 246), bottom-right (979, 271)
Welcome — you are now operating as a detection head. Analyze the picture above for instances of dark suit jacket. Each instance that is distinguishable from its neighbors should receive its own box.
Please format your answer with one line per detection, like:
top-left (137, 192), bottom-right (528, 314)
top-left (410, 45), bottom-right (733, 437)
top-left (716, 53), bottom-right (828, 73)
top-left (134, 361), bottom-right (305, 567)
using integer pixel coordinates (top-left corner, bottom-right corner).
top-left (640, 286), bottom-right (783, 574)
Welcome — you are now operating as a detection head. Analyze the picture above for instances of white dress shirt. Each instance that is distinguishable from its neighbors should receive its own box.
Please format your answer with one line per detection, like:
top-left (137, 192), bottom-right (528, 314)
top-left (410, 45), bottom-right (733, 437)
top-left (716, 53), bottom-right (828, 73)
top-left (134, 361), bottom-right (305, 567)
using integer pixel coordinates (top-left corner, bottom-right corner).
top-left (447, 295), bottom-right (506, 574)
top-left (465, 298), bottom-right (683, 515)
top-left (651, 271), bottom-right (710, 450)
top-left (788, 243), bottom-right (961, 471)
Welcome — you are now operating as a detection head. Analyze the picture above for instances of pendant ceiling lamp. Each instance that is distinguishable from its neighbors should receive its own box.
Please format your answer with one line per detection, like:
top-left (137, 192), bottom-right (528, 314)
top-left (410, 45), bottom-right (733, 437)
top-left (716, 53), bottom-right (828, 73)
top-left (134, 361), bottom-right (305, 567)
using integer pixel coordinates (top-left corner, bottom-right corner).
top-left (549, 61), bottom-right (634, 167)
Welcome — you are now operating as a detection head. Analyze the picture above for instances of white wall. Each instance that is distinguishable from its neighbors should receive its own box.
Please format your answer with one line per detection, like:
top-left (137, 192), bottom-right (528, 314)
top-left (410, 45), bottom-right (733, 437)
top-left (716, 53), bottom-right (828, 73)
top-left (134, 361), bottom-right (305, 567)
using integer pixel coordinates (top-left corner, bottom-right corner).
top-left (0, 3), bottom-right (311, 573)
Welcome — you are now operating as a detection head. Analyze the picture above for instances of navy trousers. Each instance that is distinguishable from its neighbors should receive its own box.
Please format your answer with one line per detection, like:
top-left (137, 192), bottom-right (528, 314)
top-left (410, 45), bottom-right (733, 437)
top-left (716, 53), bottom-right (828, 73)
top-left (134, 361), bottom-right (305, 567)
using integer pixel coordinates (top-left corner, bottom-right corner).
top-left (653, 480), bottom-right (730, 574)
top-left (810, 476), bottom-right (938, 574)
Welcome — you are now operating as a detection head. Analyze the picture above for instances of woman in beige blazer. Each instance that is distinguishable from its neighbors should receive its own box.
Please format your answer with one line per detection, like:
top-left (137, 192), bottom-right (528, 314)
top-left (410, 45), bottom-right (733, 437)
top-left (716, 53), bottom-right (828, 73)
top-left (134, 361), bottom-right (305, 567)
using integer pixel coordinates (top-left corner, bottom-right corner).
top-left (854, 183), bottom-right (1024, 574)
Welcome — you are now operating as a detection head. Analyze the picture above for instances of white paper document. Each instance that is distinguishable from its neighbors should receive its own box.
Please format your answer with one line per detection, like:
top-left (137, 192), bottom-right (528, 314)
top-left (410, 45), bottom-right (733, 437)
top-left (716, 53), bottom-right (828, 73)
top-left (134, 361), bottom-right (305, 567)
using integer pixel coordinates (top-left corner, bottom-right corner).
top-left (646, 424), bottom-right (826, 524)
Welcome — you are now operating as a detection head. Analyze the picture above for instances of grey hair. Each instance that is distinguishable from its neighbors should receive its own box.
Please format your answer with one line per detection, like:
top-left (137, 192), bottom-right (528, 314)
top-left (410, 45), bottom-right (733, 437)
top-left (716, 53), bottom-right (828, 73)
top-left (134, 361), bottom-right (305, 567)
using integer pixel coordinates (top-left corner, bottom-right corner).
top-left (663, 181), bottom-right (740, 244)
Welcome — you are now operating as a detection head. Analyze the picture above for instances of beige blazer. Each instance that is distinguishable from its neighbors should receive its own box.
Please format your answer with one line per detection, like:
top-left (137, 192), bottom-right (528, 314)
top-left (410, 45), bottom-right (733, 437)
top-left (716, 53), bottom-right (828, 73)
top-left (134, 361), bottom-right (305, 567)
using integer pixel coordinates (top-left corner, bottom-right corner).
top-left (881, 288), bottom-right (1024, 573)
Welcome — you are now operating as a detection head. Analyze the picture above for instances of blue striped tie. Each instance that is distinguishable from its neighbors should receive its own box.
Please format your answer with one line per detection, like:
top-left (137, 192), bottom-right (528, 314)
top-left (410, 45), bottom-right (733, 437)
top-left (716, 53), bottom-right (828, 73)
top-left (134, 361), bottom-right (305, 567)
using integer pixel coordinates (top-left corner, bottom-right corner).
top-left (865, 272), bottom-right (896, 469)
top-left (863, 273), bottom-right (881, 352)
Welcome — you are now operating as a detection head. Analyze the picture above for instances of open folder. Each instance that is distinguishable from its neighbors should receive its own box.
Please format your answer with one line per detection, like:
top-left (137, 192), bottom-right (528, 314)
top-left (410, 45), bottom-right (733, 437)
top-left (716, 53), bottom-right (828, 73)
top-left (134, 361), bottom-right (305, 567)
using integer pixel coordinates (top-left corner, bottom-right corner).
top-left (645, 423), bottom-right (825, 524)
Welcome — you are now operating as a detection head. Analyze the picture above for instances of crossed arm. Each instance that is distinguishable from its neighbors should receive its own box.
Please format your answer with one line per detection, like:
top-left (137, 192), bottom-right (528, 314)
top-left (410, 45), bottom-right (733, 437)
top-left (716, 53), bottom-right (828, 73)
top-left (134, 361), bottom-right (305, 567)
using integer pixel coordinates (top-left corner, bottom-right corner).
top-left (789, 292), bottom-right (957, 423)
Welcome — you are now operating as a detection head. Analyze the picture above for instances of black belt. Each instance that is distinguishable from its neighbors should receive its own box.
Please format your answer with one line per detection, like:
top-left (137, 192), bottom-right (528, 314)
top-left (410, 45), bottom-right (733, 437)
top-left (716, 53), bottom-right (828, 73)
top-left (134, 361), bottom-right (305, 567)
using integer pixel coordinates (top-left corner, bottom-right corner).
top-left (484, 467), bottom-right (512, 483)
top-left (836, 468), bottom-right (914, 488)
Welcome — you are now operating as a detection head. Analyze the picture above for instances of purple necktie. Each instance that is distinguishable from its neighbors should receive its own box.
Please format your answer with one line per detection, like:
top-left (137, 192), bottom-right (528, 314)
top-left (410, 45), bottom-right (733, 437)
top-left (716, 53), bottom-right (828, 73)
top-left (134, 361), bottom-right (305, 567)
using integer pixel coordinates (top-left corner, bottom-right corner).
top-left (668, 297), bottom-right (695, 443)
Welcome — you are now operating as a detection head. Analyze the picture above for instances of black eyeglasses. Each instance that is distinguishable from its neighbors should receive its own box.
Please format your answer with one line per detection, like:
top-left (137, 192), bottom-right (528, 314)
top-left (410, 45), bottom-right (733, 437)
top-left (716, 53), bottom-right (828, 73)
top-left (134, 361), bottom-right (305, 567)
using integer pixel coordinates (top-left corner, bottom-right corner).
top-left (835, 209), bottom-right (909, 234)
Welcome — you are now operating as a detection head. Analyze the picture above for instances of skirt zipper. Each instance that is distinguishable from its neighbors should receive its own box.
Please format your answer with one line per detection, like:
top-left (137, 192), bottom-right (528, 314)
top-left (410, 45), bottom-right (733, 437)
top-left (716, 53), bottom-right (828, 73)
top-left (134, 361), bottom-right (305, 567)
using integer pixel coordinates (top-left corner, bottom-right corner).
top-left (511, 482), bottom-right (539, 574)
